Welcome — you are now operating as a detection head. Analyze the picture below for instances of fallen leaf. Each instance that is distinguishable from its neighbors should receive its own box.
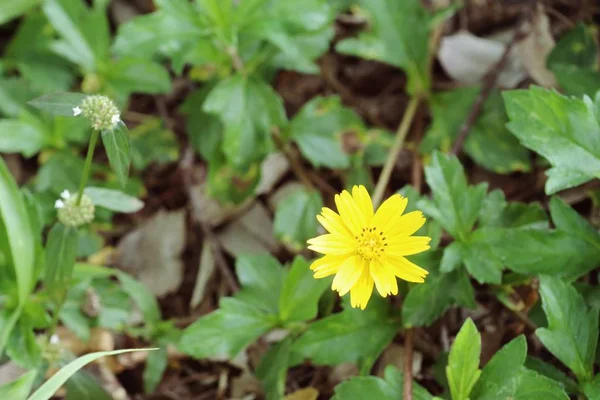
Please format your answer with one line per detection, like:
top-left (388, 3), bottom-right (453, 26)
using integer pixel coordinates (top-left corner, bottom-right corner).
top-left (116, 210), bottom-right (185, 297)
top-left (438, 30), bottom-right (526, 88)
top-left (285, 387), bottom-right (319, 400)
top-left (189, 238), bottom-right (216, 309)
top-left (374, 343), bottom-right (422, 379)
top-left (0, 361), bottom-right (27, 386)
top-left (255, 152), bottom-right (290, 195)
top-left (267, 181), bottom-right (305, 212)
top-left (517, 4), bottom-right (556, 86)
top-left (189, 183), bottom-right (252, 227)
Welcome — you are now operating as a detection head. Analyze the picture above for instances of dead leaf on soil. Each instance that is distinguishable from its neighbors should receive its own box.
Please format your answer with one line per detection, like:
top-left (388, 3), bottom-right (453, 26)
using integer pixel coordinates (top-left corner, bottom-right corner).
top-left (189, 183), bottom-right (253, 227)
top-left (190, 238), bottom-right (217, 309)
top-left (374, 343), bottom-right (423, 379)
top-left (255, 152), bottom-right (290, 195)
top-left (116, 209), bottom-right (186, 297)
top-left (517, 4), bottom-right (556, 86)
top-left (285, 387), bottom-right (319, 400)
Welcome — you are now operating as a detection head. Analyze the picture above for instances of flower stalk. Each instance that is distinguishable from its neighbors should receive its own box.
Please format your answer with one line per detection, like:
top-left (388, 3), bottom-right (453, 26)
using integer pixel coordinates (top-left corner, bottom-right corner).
top-left (76, 128), bottom-right (100, 205)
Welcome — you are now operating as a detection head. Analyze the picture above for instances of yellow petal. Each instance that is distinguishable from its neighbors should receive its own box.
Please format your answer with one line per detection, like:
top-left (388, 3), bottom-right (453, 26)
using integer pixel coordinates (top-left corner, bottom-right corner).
top-left (386, 236), bottom-right (431, 256)
top-left (385, 255), bottom-right (429, 283)
top-left (310, 254), bottom-right (346, 278)
top-left (370, 259), bottom-right (398, 297)
top-left (371, 194), bottom-right (408, 234)
top-left (388, 211), bottom-right (427, 237)
top-left (352, 185), bottom-right (374, 222)
top-left (317, 208), bottom-right (353, 238)
top-left (335, 190), bottom-right (366, 235)
top-left (350, 266), bottom-right (374, 310)
top-left (332, 255), bottom-right (363, 296)
top-left (307, 234), bottom-right (355, 255)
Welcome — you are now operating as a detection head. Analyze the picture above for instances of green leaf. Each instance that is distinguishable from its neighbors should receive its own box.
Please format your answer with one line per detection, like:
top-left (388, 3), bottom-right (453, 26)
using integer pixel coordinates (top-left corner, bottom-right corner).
top-left (44, 223), bottom-right (79, 305)
top-left (235, 254), bottom-right (285, 314)
top-left (503, 86), bottom-right (600, 194)
top-left (583, 375), bottom-right (600, 400)
top-left (143, 347), bottom-right (168, 394)
top-left (279, 256), bottom-right (329, 324)
top-left (547, 23), bottom-right (597, 69)
top-left (336, 0), bottom-right (433, 94)
top-left (274, 188), bottom-right (323, 251)
top-left (536, 275), bottom-right (598, 381)
top-left (0, 0), bottom-right (40, 25)
top-left (106, 57), bottom-right (171, 95)
top-left (332, 365), bottom-right (433, 400)
top-left (0, 119), bottom-right (46, 158)
top-left (101, 122), bottom-right (131, 188)
top-left (524, 357), bottom-right (579, 394)
top-left (28, 92), bottom-right (87, 117)
top-left (204, 74), bottom-right (285, 167)
top-left (179, 297), bottom-right (275, 359)
top-left (462, 230), bottom-right (503, 284)
top-left (551, 64), bottom-right (600, 98)
top-left (402, 251), bottom-right (474, 327)
top-left (291, 297), bottom-right (398, 368)
top-left (0, 158), bottom-right (35, 305)
top-left (422, 151), bottom-right (487, 239)
top-left (84, 187), bottom-right (143, 213)
top-left (7, 315), bottom-right (41, 369)
top-left (256, 337), bottom-right (293, 400)
top-left (288, 96), bottom-right (362, 169)
top-left (129, 117), bottom-right (180, 169)
top-left (549, 196), bottom-right (600, 252)
top-left (27, 348), bottom-right (156, 400)
top-left (115, 271), bottom-right (161, 330)
top-left (0, 370), bottom-right (37, 399)
top-left (66, 371), bottom-right (111, 400)
top-left (181, 87), bottom-right (223, 161)
top-left (446, 318), bottom-right (481, 400)
top-left (440, 241), bottom-right (463, 273)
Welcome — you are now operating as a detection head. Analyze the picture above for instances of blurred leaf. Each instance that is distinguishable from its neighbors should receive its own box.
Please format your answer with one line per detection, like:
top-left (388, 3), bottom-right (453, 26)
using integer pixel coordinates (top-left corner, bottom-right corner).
top-left (0, 120), bottom-right (47, 157)
top-left (0, 78), bottom-right (37, 117)
top-left (547, 23), bottom-right (597, 69)
top-left (332, 365), bottom-right (432, 400)
top-left (179, 297), bottom-right (275, 359)
top-left (44, 223), bottom-right (78, 305)
top-left (336, 0), bottom-right (433, 94)
top-left (129, 117), bottom-right (179, 169)
top-left (536, 275), bottom-right (598, 381)
top-left (6, 316), bottom-right (41, 369)
top-left (66, 371), bottom-right (111, 400)
top-left (204, 74), bottom-right (285, 167)
top-left (84, 187), bottom-right (143, 213)
top-left (27, 349), bottom-right (156, 400)
top-left (106, 57), bottom-right (171, 95)
top-left (101, 122), bottom-right (131, 188)
top-left (115, 271), bottom-right (161, 330)
top-left (446, 318), bottom-right (481, 400)
top-left (288, 96), bottom-right (362, 169)
top-left (583, 375), bottom-right (600, 400)
top-left (235, 254), bottom-right (285, 314)
top-left (402, 252), bottom-right (475, 327)
top-left (503, 86), bottom-right (600, 194)
top-left (0, 158), bottom-right (35, 305)
top-left (181, 86), bottom-right (223, 161)
top-left (274, 188), bottom-right (323, 251)
top-left (524, 357), bottom-right (579, 394)
top-left (421, 151), bottom-right (487, 240)
top-left (206, 154), bottom-right (260, 204)
top-left (0, 0), bottom-right (40, 25)
top-left (291, 297), bottom-right (397, 368)
top-left (279, 256), bottom-right (329, 324)
top-left (143, 347), bottom-right (168, 394)
top-left (28, 92), bottom-right (87, 117)
top-left (256, 337), bottom-right (293, 400)
top-left (0, 370), bottom-right (37, 399)
top-left (551, 64), bottom-right (600, 98)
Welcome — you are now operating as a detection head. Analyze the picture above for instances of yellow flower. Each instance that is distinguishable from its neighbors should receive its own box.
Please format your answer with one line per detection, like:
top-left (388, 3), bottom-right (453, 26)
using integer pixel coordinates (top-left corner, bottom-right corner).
top-left (307, 185), bottom-right (431, 310)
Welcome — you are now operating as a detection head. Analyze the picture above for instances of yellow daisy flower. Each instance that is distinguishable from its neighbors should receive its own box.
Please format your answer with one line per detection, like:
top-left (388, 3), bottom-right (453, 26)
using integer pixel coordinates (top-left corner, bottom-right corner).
top-left (307, 185), bottom-right (431, 310)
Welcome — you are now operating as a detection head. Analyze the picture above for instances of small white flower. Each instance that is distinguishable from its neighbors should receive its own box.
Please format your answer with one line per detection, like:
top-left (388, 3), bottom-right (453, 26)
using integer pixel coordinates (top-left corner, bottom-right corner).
top-left (73, 106), bottom-right (82, 116)
top-left (111, 114), bottom-right (120, 125)
top-left (60, 190), bottom-right (71, 200)
top-left (55, 200), bottom-right (64, 209)
top-left (50, 334), bottom-right (60, 345)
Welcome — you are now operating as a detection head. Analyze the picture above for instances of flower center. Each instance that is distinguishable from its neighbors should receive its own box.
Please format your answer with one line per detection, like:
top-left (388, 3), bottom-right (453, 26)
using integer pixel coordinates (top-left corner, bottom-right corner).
top-left (355, 226), bottom-right (387, 261)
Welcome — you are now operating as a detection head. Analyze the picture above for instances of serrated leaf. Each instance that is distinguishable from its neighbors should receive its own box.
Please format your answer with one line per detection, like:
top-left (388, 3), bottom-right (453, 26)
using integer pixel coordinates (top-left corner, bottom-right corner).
top-left (549, 196), bottom-right (600, 251)
top-left (446, 318), bottom-right (481, 400)
top-left (181, 86), bottom-right (223, 161)
top-left (101, 122), bottom-right (131, 188)
top-left (422, 151), bottom-right (487, 240)
top-left (291, 297), bottom-right (397, 368)
top-left (44, 223), bottom-right (78, 305)
top-left (536, 276), bottom-right (599, 381)
top-left (278, 256), bottom-right (329, 324)
top-left (84, 187), bottom-right (143, 213)
top-left (461, 239), bottom-right (502, 284)
top-left (503, 86), bottom-right (600, 194)
top-left (288, 96), bottom-right (361, 169)
top-left (402, 253), bottom-right (475, 327)
top-left (28, 92), bottom-right (87, 117)
top-left (179, 297), bottom-right (275, 359)
top-left (524, 357), bottom-right (579, 394)
top-left (336, 0), bottom-right (433, 94)
top-left (204, 75), bottom-right (286, 167)
top-left (274, 188), bottom-right (323, 251)
top-left (332, 365), bottom-right (433, 400)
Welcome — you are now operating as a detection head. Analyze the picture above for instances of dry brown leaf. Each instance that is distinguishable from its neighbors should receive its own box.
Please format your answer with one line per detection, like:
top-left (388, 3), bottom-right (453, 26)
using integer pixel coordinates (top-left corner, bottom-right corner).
top-left (0, 362), bottom-right (27, 386)
top-left (116, 209), bottom-right (185, 297)
top-left (189, 237), bottom-right (217, 309)
top-left (285, 387), bottom-right (319, 400)
top-left (256, 152), bottom-right (290, 195)
top-left (189, 183), bottom-right (253, 227)
top-left (329, 363), bottom-right (358, 387)
top-left (517, 4), bottom-right (557, 86)
top-left (267, 181), bottom-right (305, 212)
top-left (374, 343), bottom-right (423, 379)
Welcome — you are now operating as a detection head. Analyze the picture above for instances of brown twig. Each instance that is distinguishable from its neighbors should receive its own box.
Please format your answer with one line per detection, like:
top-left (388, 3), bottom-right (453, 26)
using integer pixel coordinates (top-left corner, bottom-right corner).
top-left (272, 128), bottom-right (315, 190)
top-left (449, 28), bottom-right (528, 156)
top-left (403, 328), bottom-right (414, 400)
top-left (179, 147), bottom-right (240, 293)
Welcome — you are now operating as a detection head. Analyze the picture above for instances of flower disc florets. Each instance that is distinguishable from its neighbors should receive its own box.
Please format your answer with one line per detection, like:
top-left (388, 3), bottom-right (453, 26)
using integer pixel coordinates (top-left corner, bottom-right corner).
top-left (78, 95), bottom-right (121, 131)
top-left (55, 190), bottom-right (95, 227)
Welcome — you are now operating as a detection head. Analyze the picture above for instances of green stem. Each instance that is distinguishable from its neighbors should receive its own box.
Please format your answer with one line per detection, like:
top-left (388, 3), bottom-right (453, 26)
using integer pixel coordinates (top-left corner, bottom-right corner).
top-left (76, 129), bottom-right (100, 205)
top-left (372, 96), bottom-right (421, 208)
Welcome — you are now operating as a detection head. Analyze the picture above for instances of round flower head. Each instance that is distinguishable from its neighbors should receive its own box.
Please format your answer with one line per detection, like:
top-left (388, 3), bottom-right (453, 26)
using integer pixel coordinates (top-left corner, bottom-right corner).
top-left (55, 190), bottom-right (95, 227)
top-left (307, 185), bottom-right (431, 310)
top-left (78, 95), bottom-right (120, 131)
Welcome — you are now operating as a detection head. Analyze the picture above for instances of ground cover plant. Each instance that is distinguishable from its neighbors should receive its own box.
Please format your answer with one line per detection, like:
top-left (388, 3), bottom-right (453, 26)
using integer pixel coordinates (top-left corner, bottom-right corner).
top-left (0, 0), bottom-right (600, 399)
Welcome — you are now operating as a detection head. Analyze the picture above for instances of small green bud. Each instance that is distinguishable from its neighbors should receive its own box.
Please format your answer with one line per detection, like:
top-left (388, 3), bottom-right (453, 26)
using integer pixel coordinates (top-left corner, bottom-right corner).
top-left (76, 95), bottom-right (121, 131)
top-left (55, 190), bottom-right (95, 227)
